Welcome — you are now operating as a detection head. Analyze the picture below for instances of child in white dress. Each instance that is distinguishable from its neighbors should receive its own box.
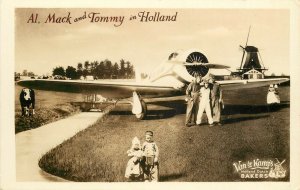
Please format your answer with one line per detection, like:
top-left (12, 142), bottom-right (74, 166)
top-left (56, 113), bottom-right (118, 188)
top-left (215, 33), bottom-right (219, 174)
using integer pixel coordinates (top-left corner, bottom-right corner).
top-left (125, 137), bottom-right (143, 181)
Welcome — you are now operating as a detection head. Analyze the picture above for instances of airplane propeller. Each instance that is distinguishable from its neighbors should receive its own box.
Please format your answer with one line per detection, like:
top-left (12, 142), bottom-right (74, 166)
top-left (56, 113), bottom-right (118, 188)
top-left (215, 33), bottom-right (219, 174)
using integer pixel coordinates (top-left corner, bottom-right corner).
top-left (167, 60), bottom-right (230, 69)
top-left (182, 62), bottom-right (230, 69)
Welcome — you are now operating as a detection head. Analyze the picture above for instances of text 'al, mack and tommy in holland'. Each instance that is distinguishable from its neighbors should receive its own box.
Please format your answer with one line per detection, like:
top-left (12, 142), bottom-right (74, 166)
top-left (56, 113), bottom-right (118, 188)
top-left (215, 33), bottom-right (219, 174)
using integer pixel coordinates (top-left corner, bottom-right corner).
top-left (27, 11), bottom-right (178, 27)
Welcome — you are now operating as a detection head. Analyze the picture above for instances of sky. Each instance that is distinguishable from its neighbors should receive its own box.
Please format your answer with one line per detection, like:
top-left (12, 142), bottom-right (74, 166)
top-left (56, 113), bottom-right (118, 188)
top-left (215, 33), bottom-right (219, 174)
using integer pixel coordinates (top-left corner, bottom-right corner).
top-left (15, 8), bottom-right (290, 76)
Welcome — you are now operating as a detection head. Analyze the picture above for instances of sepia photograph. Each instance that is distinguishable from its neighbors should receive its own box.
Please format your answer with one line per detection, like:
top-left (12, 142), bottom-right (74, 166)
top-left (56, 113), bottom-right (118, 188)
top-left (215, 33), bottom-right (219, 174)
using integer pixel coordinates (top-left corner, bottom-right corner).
top-left (1, 0), bottom-right (300, 190)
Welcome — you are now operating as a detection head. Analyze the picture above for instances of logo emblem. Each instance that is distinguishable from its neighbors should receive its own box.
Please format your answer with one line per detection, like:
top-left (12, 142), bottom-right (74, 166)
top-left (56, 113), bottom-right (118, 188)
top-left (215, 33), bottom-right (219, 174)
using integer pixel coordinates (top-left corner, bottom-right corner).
top-left (233, 158), bottom-right (287, 179)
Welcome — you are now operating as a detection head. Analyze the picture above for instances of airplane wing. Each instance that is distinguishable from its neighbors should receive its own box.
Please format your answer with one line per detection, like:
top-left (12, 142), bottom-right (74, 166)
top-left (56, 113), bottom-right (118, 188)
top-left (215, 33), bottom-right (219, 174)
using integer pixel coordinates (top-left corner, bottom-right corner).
top-left (17, 79), bottom-right (183, 99)
top-left (17, 77), bottom-right (289, 98)
top-left (217, 78), bottom-right (289, 91)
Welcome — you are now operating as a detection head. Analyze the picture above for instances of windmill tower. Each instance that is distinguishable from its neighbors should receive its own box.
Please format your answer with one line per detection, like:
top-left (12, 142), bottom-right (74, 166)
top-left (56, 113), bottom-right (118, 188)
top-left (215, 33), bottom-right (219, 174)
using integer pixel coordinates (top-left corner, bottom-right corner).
top-left (237, 26), bottom-right (268, 79)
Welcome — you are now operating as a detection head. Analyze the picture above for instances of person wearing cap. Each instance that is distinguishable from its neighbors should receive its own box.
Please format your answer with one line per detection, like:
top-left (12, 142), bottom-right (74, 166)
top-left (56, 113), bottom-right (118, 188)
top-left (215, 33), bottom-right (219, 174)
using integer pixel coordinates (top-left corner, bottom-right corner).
top-left (209, 77), bottom-right (223, 125)
top-left (185, 74), bottom-right (203, 127)
top-left (196, 79), bottom-right (214, 126)
top-left (141, 131), bottom-right (159, 182)
top-left (125, 137), bottom-right (143, 181)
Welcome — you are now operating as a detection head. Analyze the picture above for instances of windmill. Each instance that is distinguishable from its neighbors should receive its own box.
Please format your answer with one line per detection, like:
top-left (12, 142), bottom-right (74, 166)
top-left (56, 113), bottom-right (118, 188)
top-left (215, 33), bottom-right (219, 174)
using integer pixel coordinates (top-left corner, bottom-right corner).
top-left (237, 26), bottom-right (268, 79)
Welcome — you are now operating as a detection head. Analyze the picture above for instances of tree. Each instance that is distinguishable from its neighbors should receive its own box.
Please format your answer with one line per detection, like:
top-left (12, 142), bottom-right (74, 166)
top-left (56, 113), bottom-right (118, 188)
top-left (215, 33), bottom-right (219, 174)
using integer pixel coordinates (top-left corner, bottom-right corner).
top-left (119, 59), bottom-right (126, 78)
top-left (104, 59), bottom-right (112, 78)
top-left (77, 70), bottom-right (83, 78)
top-left (77, 63), bottom-right (83, 71)
top-left (84, 61), bottom-right (89, 69)
top-left (22, 70), bottom-right (28, 76)
top-left (82, 69), bottom-right (88, 77)
top-left (83, 61), bottom-right (90, 76)
top-left (95, 61), bottom-right (105, 79)
top-left (112, 62), bottom-right (119, 78)
top-left (52, 66), bottom-right (65, 76)
top-left (90, 61), bottom-right (99, 77)
top-left (15, 72), bottom-right (21, 81)
top-left (128, 64), bottom-right (135, 79)
top-left (77, 63), bottom-right (83, 78)
top-left (94, 61), bottom-right (99, 68)
top-left (66, 66), bottom-right (77, 79)
top-left (125, 61), bottom-right (133, 79)
top-left (27, 71), bottom-right (35, 77)
top-left (84, 61), bottom-right (90, 70)
top-left (75, 58), bottom-right (134, 79)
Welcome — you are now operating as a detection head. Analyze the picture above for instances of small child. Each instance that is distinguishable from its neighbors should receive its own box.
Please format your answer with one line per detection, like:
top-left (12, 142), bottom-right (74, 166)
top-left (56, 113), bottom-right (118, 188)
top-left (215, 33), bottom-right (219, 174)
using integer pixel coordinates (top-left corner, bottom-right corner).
top-left (141, 131), bottom-right (159, 182)
top-left (125, 137), bottom-right (143, 181)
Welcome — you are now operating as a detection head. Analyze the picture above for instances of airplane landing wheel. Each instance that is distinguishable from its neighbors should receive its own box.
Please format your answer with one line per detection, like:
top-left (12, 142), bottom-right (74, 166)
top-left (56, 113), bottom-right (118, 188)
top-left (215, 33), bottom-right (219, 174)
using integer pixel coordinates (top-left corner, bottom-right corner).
top-left (135, 100), bottom-right (147, 120)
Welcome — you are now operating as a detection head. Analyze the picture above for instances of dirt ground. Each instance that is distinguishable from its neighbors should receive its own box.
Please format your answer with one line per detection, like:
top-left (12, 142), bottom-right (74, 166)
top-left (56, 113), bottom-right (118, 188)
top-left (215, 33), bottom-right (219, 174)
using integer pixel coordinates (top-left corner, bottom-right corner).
top-left (38, 85), bottom-right (290, 182)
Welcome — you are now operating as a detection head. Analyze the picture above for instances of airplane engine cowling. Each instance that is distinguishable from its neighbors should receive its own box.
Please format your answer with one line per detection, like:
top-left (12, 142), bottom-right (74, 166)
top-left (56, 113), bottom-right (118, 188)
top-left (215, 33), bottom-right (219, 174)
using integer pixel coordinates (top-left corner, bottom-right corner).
top-left (185, 51), bottom-right (209, 77)
top-left (171, 50), bottom-right (210, 83)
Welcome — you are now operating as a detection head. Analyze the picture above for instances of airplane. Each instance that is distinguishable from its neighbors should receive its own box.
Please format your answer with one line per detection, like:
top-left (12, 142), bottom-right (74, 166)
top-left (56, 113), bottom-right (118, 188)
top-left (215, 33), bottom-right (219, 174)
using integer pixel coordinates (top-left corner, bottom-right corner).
top-left (17, 49), bottom-right (289, 120)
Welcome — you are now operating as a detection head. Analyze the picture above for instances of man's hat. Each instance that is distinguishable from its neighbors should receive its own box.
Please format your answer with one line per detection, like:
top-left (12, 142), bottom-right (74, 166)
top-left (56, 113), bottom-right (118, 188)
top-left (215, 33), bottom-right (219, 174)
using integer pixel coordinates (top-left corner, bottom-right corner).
top-left (203, 79), bottom-right (209, 83)
top-left (132, 137), bottom-right (140, 145)
top-left (208, 77), bottom-right (215, 83)
top-left (194, 73), bottom-right (201, 78)
top-left (145, 131), bottom-right (153, 136)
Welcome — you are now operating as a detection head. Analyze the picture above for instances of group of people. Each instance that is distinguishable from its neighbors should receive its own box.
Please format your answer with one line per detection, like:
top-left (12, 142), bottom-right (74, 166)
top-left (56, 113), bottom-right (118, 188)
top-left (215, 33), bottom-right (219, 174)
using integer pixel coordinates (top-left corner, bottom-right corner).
top-left (185, 74), bottom-right (223, 127)
top-left (125, 131), bottom-right (159, 182)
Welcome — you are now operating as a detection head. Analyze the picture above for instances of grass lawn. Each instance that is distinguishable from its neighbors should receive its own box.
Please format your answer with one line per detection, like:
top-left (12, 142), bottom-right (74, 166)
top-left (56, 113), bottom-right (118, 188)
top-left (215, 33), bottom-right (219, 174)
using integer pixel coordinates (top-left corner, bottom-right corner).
top-left (39, 86), bottom-right (290, 182)
top-left (15, 84), bottom-right (82, 133)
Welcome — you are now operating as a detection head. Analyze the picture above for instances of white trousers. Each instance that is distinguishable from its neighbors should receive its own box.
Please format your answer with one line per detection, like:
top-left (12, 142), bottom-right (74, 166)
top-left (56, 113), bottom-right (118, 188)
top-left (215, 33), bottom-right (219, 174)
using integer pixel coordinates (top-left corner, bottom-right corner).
top-left (196, 101), bottom-right (213, 125)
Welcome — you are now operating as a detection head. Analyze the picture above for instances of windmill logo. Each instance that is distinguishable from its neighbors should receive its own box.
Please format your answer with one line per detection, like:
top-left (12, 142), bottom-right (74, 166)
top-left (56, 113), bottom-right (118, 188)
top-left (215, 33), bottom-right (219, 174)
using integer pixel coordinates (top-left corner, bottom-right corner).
top-left (268, 159), bottom-right (287, 178)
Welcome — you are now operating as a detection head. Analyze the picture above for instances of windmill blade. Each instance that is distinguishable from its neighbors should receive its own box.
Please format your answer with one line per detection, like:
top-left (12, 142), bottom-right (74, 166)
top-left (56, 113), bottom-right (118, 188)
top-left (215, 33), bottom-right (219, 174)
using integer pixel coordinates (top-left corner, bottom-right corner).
top-left (240, 51), bottom-right (245, 69)
top-left (245, 25), bottom-right (251, 46)
top-left (239, 26), bottom-right (251, 69)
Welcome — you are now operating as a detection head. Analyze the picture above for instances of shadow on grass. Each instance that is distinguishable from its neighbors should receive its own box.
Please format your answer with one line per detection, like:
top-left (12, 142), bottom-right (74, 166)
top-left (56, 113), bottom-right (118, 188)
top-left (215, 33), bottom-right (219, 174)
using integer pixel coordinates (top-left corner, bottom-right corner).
top-left (223, 115), bottom-right (270, 125)
top-left (159, 173), bottom-right (186, 182)
top-left (223, 103), bottom-right (290, 115)
top-left (109, 109), bottom-right (178, 120)
top-left (230, 146), bottom-right (255, 160)
top-left (109, 101), bottom-right (289, 121)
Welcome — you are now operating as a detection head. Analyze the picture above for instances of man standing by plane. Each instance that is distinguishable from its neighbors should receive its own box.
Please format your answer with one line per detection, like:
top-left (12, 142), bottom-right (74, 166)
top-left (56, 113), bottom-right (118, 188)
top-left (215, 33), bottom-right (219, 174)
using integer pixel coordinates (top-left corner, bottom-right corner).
top-left (185, 74), bottom-right (202, 127)
top-left (196, 79), bottom-right (214, 126)
top-left (209, 77), bottom-right (223, 125)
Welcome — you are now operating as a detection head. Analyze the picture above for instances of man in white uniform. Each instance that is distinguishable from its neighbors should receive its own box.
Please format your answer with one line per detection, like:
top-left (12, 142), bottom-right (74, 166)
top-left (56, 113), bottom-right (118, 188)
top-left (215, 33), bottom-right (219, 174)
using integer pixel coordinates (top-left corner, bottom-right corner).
top-left (196, 79), bottom-right (214, 126)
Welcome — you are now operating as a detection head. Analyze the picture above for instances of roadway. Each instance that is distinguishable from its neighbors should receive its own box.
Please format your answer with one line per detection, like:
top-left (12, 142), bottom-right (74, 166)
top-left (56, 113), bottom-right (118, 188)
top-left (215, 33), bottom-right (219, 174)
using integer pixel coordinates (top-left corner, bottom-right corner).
top-left (15, 112), bottom-right (103, 181)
